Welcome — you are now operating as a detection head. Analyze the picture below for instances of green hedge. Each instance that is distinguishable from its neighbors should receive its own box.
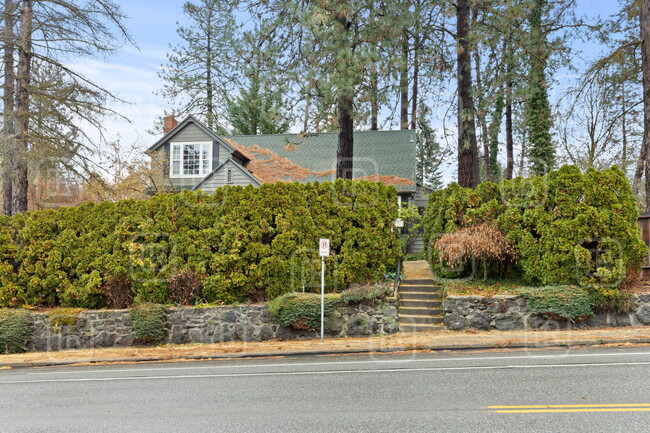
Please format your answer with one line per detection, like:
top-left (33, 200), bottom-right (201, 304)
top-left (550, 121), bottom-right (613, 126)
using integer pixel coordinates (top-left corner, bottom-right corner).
top-left (423, 166), bottom-right (647, 287)
top-left (0, 180), bottom-right (401, 308)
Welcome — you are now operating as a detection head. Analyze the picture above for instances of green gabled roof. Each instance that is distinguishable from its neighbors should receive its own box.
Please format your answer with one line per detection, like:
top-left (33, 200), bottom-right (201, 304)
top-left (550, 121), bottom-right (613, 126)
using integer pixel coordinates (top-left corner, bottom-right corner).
top-left (224, 130), bottom-right (417, 192)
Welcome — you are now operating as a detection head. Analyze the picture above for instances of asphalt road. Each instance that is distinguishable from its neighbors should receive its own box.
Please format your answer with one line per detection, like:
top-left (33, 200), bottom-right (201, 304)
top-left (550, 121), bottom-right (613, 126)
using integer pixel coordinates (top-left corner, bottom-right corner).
top-left (1, 346), bottom-right (650, 432)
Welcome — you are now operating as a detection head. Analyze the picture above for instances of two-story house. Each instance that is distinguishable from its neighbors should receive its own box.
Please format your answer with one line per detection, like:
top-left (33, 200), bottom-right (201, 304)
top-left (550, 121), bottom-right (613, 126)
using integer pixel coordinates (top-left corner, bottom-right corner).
top-left (146, 114), bottom-right (430, 252)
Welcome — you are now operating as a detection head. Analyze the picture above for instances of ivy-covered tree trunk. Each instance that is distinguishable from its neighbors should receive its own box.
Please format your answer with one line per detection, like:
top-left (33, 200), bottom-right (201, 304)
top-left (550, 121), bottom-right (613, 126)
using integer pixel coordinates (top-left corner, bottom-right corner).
top-left (2, 0), bottom-right (16, 216)
top-left (524, 0), bottom-right (554, 176)
top-left (456, 0), bottom-right (480, 188)
top-left (13, 0), bottom-right (32, 214)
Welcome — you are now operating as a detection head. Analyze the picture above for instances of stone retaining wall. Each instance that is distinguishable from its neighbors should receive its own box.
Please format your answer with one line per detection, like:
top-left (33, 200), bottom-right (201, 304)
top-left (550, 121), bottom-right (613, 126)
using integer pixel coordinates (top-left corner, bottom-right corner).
top-left (28, 301), bottom-right (398, 352)
top-left (443, 294), bottom-right (650, 331)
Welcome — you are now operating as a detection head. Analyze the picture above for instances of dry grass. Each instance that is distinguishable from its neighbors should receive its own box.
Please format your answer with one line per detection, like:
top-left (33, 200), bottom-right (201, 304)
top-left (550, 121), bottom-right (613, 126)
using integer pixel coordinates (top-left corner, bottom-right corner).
top-left (441, 278), bottom-right (526, 296)
top-left (5, 327), bottom-right (650, 369)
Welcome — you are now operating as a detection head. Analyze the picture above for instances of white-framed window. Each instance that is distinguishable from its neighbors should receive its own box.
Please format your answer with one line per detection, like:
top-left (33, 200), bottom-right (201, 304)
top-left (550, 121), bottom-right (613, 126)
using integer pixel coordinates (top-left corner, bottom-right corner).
top-left (227, 169), bottom-right (233, 184)
top-left (170, 142), bottom-right (212, 177)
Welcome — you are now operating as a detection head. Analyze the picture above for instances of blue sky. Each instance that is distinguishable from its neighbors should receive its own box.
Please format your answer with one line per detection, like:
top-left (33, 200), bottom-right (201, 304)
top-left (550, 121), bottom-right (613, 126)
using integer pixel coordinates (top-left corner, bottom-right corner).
top-left (83, 0), bottom-right (625, 155)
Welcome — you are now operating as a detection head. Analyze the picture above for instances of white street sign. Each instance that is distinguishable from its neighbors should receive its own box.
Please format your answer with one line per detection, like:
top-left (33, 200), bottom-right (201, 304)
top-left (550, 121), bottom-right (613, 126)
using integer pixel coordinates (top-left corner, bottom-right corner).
top-left (319, 238), bottom-right (330, 257)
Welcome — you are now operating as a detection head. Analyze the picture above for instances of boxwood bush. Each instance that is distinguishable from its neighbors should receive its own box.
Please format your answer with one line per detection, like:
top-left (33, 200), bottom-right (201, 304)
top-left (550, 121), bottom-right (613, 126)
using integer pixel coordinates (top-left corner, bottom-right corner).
top-left (0, 180), bottom-right (401, 308)
top-left (423, 166), bottom-right (647, 288)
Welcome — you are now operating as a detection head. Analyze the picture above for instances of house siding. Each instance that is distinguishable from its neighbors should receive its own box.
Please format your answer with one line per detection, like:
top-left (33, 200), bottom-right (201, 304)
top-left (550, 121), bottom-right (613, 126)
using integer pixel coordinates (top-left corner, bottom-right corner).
top-left (171, 122), bottom-right (210, 143)
top-left (151, 123), bottom-right (234, 190)
top-left (195, 161), bottom-right (257, 193)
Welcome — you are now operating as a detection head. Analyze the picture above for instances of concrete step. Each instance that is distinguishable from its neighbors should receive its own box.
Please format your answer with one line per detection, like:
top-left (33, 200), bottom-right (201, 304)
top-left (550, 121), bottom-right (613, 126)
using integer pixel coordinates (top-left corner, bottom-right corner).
top-left (399, 299), bottom-right (443, 309)
top-left (398, 306), bottom-right (443, 316)
top-left (399, 284), bottom-right (442, 294)
top-left (401, 278), bottom-right (436, 285)
top-left (399, 291), bottom-right (441, 301)
top-left (399, 323), bottom-right (447, 333)
top-left (398, 315), bottom-right (444, 325)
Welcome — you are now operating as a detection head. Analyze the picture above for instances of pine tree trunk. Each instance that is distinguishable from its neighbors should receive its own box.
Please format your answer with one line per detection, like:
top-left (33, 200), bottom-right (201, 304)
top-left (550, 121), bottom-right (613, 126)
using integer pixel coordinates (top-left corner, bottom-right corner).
top-left (205, 19), bottom-right (214, 130)
top-left (634, 140), bottom-right (646, 194)
top-left (456, 0), bottom-right (480, 188)
top-left (303, 93), bottom-right (310, 133)
top-left (400, 30), bottom-right (409, 130)
top-left (370, 66), bottom-right (378, 131)
top-left (621, 80), bottom-right (628, 172)
top-left (2, 0), bottom-right (16, 216)
top-left (334, 6), bottom-right (354, 180)
top-left (641, 0), bottom-right (650, 211)
top-left (410, 32), bottom-right (419, 130)
top-left (336, 95), bottom-right (354, 179)
top-left (489, 91), bottom-right (505, 180)
top-left (473, 45), bottom-right (489, 182)
top-left (13, 0), bottom-right (32, 214)
top-left (505, 39), bottom-right (514, 180)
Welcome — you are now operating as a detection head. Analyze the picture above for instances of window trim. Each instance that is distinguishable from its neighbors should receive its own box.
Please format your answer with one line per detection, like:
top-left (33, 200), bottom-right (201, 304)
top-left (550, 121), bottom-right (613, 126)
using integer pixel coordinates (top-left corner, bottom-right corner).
top-left (169, 141), bottom-right (213, 178)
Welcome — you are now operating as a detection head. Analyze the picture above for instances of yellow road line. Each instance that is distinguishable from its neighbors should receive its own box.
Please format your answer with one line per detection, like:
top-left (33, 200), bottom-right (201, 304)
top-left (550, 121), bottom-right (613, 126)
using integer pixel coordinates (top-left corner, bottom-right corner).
top-left (495, 408), bottom-right (650, 413)
top-left (489, 404), bottom-right (650, 409)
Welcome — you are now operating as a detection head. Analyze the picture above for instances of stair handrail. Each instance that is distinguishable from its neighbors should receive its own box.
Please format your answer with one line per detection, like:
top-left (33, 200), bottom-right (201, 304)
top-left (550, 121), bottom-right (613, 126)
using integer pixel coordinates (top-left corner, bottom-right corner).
top-left (393, 258), bottom-right (402, 298)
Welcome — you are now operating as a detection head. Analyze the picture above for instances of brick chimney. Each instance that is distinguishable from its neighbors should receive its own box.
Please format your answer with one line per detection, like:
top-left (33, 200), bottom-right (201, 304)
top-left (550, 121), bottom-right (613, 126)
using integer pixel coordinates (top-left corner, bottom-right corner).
top-left (163, 114), bottom-right (178, 135)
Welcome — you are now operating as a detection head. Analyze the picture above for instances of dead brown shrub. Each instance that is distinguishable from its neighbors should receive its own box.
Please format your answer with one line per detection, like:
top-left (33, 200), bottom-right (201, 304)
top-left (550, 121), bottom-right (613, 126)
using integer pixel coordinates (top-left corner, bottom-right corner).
top-left (167, 270), bottom-right (204, 306)
top-left (102, 274), bottom-right (134, 309)
top-left (620, 267), bottom-right (643, 294)
top-left (433, 223), bottom-right (517, 280)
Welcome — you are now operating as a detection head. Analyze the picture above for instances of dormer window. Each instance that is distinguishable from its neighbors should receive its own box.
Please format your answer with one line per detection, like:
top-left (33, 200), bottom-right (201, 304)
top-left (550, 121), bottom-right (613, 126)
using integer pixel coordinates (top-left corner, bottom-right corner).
top-left (170, 142), bottom-right (212, 177)
top-left (227, 169), bottom-right (233, 184)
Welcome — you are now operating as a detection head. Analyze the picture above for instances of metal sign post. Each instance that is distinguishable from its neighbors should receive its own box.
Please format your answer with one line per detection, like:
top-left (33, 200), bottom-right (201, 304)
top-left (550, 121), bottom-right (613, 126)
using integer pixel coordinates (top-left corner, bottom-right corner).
top-left (319, 239), bottom-right (330, 342)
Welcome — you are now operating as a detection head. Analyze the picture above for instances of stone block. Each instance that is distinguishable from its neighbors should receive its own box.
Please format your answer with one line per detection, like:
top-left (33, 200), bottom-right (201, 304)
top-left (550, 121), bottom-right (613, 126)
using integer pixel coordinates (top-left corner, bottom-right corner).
top-left (494, 313), bottom-right (524, 331)
top-left (324, 313), bottom-right (344, 336)
top-left (345, 314), bottom-right (370, 336)
top-left (188, 328), bottom-right (204, 342)
top-left (637, 304), bottom-right (650, 325)
top-left (383, 317), bottom-right (399, 334)
top-left (444, 313), bottom-right (468, 331)
top-left (469, 312), bottom-right (491, 330)
top-left (258, 325), bottom-right (274, 341)
top-left (222, 310), bottom-right (238, 323)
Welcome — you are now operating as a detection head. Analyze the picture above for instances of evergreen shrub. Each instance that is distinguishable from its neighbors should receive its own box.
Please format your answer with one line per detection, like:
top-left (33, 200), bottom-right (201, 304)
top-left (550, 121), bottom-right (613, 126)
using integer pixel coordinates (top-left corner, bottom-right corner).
top-left (0, 308), bottom-right (31, 354)
top-left (0, 180), bottom-right (401, 308)
top-left (267, 293), bottom-right (341, 331)
top-left (423, 166), bottom-right (647, 288)
top-left (130, 303), bottom-right (167, 344)
top-left (340, 282), bottom-right (392, 305)
top-left (518, 286), bottom-right (594, 322)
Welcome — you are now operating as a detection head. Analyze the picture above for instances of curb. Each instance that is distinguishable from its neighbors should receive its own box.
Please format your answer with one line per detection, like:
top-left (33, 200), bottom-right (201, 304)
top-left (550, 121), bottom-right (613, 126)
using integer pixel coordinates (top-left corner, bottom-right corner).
top-left (3, 336), bottom-right (650, 370)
